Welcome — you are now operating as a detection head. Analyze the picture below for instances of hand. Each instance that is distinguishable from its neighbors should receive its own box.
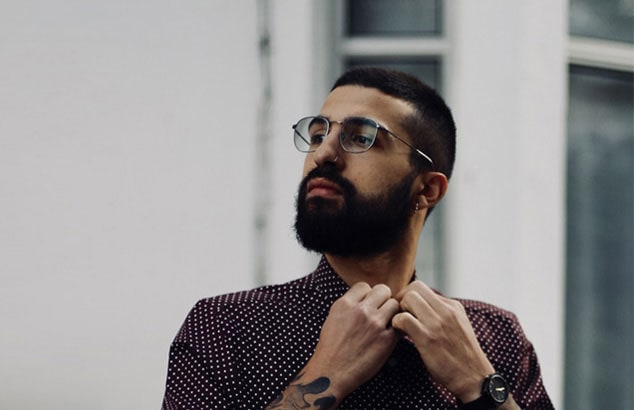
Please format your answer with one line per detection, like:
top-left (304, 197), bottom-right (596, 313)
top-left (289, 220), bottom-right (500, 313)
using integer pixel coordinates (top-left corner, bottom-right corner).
top-left (391, 281), bottom-right (495, 403)
top-left (267, 282), bottom-right (400, 409)
top-left (312, 282), bottom-right (401, 397)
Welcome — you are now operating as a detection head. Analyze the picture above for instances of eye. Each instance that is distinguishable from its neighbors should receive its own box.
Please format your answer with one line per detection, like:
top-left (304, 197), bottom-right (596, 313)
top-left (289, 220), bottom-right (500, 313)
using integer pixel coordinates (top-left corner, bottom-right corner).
top-left (342, 118), bottom-right (378, 151)
top-left (310, 132), bottom-right (326, 145)
top-left (307, 121), bottom-right (328, 146)
top-left (350, 133), bottom-right (374, 148)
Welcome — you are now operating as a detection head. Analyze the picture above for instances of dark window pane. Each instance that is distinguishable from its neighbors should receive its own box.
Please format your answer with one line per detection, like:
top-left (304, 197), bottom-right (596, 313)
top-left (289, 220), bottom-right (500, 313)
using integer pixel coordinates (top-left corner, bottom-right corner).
top-left (345, 58), bottom-right (441, 92)
top-left (347, 0), bottom-right (442, 37)
top-left (570, 0), bottom-right (634, 43)
top-left (565, 66), bottom-right (634, 410)
top-left (344, 58), bottom-right (444, 289)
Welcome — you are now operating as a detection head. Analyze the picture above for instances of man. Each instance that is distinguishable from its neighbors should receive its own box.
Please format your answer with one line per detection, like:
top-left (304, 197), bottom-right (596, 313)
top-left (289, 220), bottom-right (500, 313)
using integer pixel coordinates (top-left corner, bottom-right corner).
top-left (162, 67), bottom-right (553, 409)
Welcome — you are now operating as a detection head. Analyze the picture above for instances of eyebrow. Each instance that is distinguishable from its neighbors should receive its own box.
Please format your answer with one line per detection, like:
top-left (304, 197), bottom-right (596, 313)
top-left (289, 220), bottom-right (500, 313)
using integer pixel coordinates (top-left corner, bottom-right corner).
top-left (318, 114), bottom-right (383, 124)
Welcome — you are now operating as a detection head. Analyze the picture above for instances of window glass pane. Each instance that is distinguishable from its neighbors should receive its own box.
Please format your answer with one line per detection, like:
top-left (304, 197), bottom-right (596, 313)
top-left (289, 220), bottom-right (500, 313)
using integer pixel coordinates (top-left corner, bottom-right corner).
top-left (346, 0), bottom-right (442, 37)
top-left (565, 65), bottom-right (634, 410)
top-left (570, 0), bottom-right (634, 43)
top-left (345, 58), bottom-right (441, 91)
top-left (344, 58), bottom-right (444, 290)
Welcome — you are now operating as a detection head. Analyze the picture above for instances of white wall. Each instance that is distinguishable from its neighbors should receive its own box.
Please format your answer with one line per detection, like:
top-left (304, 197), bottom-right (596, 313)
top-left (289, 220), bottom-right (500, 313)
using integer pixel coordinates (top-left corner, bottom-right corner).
top-left (267, 0), bottom-right (321, 284)
top-left (445, 1), bottom-right (566, 406)
top-left (0, 0), bottom-right (566, 408)
top-left (0, 1), bottom-right (262, 408)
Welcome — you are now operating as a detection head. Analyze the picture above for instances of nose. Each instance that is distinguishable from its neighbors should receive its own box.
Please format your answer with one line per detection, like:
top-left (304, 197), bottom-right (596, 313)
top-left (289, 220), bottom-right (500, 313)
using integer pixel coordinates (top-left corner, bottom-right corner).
top-left (312, 123), bottom-right (343, 168)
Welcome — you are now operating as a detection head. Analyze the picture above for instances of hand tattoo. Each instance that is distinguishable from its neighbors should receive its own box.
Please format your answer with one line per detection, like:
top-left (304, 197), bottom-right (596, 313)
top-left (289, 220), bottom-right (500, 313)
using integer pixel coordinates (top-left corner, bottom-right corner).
top-left (267, 372), bottom-right (337, 409)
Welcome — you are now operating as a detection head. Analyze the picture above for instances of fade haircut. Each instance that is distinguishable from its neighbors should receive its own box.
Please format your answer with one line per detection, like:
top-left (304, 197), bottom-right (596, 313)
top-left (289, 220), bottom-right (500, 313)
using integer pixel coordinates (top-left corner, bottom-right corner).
top-left (331, 67), bottom-right (456, 180)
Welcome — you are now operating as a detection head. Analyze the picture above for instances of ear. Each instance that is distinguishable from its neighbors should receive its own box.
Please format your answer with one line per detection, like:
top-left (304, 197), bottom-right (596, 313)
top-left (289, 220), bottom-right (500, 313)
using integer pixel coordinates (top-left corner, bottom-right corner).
top-left (415, 172), bottom-right (448, 209)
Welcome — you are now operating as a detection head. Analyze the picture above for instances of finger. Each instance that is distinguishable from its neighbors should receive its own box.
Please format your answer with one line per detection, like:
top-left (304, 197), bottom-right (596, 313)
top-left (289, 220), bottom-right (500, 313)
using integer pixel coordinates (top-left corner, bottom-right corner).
top-left (395, 281), bottom-right (415, 300)
top-left (361, 284), bottom-right (392, 308)
top-left (400, 289), bottom-right (437, 322)
top-left (392, 311), bottom-right (426, 341)
top-left (377, 298), bottom-right (401, 323)
top-left (398, 280), bottom-right (448, 312)
top-left (344, 281), bottom-right (372, 302)
top-left (396, 280), bottom-right (428, 299)
top-left (409, 281), bottom-right (467, 323)
top-left (410, 280), bottom-right (446, 309)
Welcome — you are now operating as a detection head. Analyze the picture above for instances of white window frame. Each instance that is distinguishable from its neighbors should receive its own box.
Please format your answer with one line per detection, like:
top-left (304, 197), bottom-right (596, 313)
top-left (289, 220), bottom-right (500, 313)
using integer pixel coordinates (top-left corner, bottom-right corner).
top-left (331, 0), bottom-right (450, 290)
top-left (565, 30), bottom-right (633, 410)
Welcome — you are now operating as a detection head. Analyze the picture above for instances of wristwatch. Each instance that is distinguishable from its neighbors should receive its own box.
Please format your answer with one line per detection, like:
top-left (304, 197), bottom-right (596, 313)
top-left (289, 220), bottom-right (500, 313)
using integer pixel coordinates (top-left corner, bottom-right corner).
top-left (458, 373), bottom-right (510, 409)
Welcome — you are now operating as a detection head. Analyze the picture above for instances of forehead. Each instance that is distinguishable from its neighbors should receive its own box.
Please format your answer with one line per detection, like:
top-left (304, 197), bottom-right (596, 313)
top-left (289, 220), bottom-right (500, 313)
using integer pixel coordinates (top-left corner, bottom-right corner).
top-left (319, 85), bottom-right (415, 130)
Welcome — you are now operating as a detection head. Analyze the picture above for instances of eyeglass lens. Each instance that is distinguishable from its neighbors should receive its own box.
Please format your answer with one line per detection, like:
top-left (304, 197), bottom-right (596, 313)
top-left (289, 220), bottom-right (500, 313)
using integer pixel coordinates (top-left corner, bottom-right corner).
top-left (293, 116), bottom-right (378, 153)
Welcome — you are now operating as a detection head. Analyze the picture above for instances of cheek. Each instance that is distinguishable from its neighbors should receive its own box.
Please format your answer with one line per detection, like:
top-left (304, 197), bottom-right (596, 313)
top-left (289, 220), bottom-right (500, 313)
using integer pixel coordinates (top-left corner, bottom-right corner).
top-left (347, 169), bottom-right (388, 196)
top-left (351, 161), bottom-right (413, 195)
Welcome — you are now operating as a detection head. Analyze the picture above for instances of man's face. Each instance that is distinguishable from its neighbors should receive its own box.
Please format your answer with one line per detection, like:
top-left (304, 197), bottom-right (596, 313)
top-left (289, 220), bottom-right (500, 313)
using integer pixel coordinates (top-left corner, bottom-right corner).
top-left (294, 85), bottom-right (420, 257)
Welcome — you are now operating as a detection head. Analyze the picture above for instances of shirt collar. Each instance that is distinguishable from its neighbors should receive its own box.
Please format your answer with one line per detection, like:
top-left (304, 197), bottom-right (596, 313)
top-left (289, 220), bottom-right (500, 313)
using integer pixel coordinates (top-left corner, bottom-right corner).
top-left (309, 256), bottom-right (350, 306)
top-left (307, 255), bottom-right (420, 305)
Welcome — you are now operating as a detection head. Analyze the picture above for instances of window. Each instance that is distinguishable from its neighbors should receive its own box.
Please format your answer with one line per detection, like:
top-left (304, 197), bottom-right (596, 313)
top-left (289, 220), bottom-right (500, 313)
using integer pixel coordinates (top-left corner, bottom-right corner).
top-left (346, 0), bottom-right (442, 36)
top-left (564, 66), bottom-right (634, 410)
top-left (565, 2), bottom-right (634, 409)
top-left (338, 0), bottom-right (447, 289)
top-left (570, 0), bottom-right (634, 43)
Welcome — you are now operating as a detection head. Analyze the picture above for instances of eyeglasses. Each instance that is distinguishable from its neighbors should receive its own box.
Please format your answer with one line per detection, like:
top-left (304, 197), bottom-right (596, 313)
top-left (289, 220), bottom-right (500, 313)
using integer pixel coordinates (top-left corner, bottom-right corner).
top-left (292, 115), bottom-right (434, 168)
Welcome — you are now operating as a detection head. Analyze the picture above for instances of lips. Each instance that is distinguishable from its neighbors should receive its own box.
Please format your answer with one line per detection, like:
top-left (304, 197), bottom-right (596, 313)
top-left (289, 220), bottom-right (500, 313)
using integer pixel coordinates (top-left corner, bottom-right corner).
top-left (306, 177), bottom-right (343, 198)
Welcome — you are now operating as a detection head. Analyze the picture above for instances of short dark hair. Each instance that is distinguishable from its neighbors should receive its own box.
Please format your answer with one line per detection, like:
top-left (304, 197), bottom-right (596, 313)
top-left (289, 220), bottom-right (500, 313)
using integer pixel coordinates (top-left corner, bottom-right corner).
top-left (331, 67), bottom-right (456, 180)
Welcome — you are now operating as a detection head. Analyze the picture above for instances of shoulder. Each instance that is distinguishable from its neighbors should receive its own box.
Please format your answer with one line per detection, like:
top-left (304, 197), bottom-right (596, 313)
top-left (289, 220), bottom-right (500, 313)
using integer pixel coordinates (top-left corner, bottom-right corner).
top-left (458, 298), bottom-right (521, 329)
top-left (453, 299), bottom-right (553, 407)
top-left (174, 274), bottom-right (316, 342)
top-left (455, 298), bottom-right (532, 371)
top-left (456, 298), bottom-right (526, 342)
top-left (195, 273), bottom-right (315, 312)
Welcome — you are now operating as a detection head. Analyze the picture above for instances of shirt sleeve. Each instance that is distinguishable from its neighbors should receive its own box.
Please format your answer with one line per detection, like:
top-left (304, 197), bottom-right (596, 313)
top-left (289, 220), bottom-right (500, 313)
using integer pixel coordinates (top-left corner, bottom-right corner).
top-left (512, 335), bottom-right (555, 410)
top-left (161, 299), bottom-right (237, 410)
top-left (463, 300), bottom-right (555, 410)
top-left (161, 341), bottom-right (229, 410)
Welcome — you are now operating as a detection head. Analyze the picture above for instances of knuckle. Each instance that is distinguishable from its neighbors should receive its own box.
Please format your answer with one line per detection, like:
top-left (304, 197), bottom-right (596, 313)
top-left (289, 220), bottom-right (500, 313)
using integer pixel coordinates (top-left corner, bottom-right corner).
top-left (391, 313), bottom-right (403, 328)
top-left (446, 299), bottom-right (465, 316)
top-left (394, 311), bottom-right (414, 326)
top-left (369, 315), bottom-right (386, 330)
top-left (425, 329), bottom-right (442, 344)
top-left (410, 280), bottom-right (425, 292)
top-left (331, 296), bottom-right (353, 312)
top-left (400, 291), bottom-right (417, 309)
top-left (437, 307), bottom-right (454, 322)
top-left (392, 312), bottom-right (406, 328)
top-left (351, 302), bottom-right (371, 319)
top-left (385, 298), bottom-right (400, 311)
top-left (354, 282), bottom-right (372, 292)
top-left (372, 283), bottom-right (391, 296)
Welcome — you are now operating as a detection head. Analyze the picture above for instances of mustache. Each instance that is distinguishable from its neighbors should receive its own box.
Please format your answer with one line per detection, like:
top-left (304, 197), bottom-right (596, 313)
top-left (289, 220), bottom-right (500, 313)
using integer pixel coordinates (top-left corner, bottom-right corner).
top-left (300, 164), bottom-right (357, 196)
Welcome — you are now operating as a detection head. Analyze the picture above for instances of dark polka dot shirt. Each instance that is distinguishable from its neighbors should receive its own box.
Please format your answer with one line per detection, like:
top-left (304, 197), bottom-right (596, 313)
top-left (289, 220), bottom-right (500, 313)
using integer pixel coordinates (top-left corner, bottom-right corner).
top-left (162, 257), bottom-right (554, 409)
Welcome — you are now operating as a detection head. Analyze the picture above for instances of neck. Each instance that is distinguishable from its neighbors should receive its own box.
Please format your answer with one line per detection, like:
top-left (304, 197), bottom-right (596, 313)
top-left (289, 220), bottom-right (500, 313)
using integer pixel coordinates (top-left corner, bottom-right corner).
top-left (324, 227), bottom-right (420, 296)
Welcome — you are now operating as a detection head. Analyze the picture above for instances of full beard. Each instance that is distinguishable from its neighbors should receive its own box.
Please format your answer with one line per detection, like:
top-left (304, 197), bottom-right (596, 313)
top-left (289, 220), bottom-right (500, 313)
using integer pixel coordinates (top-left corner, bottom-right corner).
top-left (294, 164), bottom-right (416, 257)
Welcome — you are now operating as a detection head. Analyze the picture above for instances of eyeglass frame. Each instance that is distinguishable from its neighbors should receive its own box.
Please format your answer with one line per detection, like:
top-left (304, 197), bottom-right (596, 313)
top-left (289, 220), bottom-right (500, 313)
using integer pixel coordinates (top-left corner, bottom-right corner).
top-left (292, 115), bottom-right (435, 170)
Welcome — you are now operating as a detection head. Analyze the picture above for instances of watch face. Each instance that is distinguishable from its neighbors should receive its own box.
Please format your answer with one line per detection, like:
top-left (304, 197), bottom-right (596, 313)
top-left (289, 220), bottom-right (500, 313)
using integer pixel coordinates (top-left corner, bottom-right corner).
top-left (487, 374), bottom-right (509, 404)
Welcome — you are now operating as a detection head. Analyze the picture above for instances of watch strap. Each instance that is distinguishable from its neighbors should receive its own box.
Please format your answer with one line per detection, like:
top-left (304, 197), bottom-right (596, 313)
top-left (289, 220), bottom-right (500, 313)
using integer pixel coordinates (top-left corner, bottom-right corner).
top-left (457, 373), bottom-right (509, 410)
top-left (458, 395), bottom-right (497, 410)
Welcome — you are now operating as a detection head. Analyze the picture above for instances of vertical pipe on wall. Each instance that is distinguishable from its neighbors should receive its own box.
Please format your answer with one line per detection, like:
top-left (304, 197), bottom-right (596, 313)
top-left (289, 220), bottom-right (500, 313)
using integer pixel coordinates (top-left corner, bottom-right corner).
top-left (254, 0), bottom-right (273, 286)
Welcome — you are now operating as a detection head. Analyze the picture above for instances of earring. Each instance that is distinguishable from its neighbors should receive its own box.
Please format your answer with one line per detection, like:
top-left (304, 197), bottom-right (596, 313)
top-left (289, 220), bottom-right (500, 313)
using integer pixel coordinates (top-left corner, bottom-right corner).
top-left (413, 202), bottom-right (419, 214)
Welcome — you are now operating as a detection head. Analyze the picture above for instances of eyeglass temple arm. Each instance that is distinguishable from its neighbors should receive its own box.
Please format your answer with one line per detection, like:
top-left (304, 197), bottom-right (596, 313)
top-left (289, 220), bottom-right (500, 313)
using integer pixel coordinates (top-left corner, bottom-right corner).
top-left (385, 129), bottom-right (435, 169)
